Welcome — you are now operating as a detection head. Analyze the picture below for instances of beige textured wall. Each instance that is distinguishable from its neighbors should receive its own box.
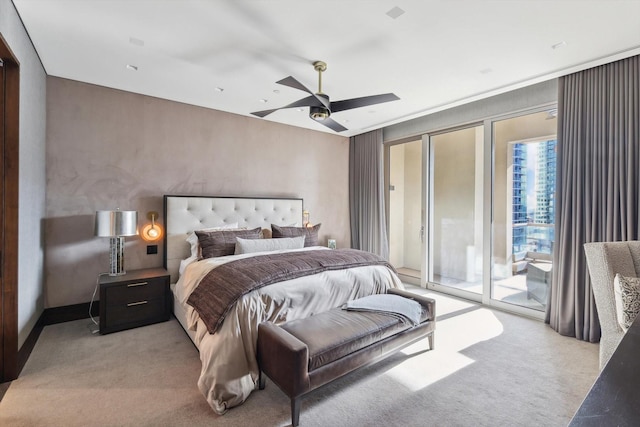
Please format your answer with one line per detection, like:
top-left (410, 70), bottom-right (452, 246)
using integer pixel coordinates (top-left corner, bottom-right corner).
top-left (45, 77), bottom-right (349, 308)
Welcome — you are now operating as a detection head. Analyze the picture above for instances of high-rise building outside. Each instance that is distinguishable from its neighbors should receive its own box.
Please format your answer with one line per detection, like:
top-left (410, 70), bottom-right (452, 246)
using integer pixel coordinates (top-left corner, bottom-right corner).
top-left (534, 140), bottom-right (556, 224)
top-left (530, 139), bottom-right (556, 253)
top-left (511, 139), bottom-right (556, 255)
top-left (512, 143), bottom-right (528, 252)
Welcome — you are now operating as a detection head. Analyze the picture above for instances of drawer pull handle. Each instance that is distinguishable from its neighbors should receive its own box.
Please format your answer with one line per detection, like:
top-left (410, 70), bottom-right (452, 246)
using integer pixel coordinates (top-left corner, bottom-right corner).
top-left (127, 300), bottom-right (148, 307)
top-left (127, 282), bottom-right (148, 287)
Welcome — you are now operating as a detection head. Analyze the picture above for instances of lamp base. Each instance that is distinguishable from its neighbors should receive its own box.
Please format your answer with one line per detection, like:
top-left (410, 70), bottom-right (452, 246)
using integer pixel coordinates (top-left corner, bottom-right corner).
top-left (108, 236), bottom-right (127, 276)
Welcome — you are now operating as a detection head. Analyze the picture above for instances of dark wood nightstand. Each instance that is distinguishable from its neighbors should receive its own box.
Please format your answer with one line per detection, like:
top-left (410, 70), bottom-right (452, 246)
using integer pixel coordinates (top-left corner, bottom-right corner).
top-left (99, 267), bottom-right (170, 334)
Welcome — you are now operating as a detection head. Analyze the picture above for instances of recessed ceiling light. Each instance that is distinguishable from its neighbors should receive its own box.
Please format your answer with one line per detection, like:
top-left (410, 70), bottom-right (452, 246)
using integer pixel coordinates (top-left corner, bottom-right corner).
top-left (129, 37), bottom-right (144, 47)
top-left (296, 108), bottom-right (304, 112)
top-left (368, 110), bottom-right (376, 114)
top-left (552, 41), bottom-right (567, 50)
top-left (125, 64), bottom-right (138, 71)
top-left (273, 89), bottom-right (280, 94)
top-left (214, 87), bottom-right (224, 92)
top-left (386, 6), bottom-right (405, 19)
top-left (259, 99), bottom-right (268, 103)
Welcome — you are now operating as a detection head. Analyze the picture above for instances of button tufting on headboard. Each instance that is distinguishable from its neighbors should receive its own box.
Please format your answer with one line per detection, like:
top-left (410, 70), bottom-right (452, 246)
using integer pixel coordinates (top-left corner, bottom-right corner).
top-left (164, 196), bottom-right (304, 284)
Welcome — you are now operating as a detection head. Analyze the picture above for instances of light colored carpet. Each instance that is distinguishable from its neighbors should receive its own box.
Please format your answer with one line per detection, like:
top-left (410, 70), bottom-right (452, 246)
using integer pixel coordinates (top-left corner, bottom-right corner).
top-left (0, 290), bottom-right (598, 427)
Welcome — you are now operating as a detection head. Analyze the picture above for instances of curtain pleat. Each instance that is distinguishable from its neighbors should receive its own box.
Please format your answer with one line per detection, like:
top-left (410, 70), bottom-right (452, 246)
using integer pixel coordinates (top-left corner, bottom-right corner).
top-left (349, 129), bottom-right (389, 259)
top-left (546, 55), bottom-right (640, 342)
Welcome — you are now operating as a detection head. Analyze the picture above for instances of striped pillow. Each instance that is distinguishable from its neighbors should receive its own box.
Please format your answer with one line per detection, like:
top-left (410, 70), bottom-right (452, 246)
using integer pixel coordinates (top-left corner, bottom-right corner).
top-left (271, 223), bottom-right (321, 247)
top-left (196, 227), bottom-right (262, 259)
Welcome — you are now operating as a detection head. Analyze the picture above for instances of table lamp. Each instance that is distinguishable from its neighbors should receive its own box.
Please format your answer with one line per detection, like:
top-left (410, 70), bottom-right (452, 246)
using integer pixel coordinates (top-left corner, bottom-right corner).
top-left (95, 209), bottom-right (138, 276)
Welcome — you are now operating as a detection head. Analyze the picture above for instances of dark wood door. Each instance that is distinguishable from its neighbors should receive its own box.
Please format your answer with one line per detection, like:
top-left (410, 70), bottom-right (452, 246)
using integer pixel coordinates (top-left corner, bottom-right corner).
top-left (0, 33), bottom-right (19, 383)
top-left (0, 55), bottom-right (5, 382)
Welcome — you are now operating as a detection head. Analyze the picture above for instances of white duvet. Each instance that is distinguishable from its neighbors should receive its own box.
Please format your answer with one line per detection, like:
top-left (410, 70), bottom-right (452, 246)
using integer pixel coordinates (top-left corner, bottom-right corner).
top-left (175, 247), bottom-right (404, 414)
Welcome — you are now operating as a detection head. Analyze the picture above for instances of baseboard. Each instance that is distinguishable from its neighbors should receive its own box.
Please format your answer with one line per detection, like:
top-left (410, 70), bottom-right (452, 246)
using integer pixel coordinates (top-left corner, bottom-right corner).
top-left (15, 301), bottom-right (100, 378)
top-left (16, 314), bottom-right (44, 376)
top-left (41, 301), bottom-right (99, 325)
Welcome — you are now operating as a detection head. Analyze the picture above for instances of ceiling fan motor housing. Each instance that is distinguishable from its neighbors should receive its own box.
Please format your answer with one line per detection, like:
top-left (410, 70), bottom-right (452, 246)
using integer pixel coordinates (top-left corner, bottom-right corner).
top-left (310, 93), bottom-right (330, 121)
top-left (310, 106), bottom-right (330, 121)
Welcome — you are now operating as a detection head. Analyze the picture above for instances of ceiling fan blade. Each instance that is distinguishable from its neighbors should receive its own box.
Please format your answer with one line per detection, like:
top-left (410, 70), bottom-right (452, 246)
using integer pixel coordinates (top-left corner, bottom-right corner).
top-left (320, 117), bottom-right (348, 133)
top-left (330, 93), bottom-right (400, 113)
top-left (276, 76), bottom-right (314, 94)
top-left (277, 76), bottom-right (330, 109)
top-left (251, 95), bottom-right (324, 118)
top-left (250, 108), bottom-right (280, 118)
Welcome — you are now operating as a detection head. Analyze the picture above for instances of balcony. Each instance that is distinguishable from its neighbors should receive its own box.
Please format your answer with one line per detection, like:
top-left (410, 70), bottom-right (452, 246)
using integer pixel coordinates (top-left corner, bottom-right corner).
top-left (493, 223), bottom-right (555, 312)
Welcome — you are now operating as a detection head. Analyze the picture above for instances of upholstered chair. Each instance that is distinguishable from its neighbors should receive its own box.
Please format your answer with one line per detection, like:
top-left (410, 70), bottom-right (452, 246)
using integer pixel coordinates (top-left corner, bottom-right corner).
top-left (583, 241), bottom-right (640, 370)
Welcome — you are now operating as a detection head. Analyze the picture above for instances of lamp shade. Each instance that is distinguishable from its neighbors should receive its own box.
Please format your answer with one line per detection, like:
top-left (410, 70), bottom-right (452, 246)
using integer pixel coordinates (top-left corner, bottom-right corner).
top-left (95, 210), bottom-right (138, 237)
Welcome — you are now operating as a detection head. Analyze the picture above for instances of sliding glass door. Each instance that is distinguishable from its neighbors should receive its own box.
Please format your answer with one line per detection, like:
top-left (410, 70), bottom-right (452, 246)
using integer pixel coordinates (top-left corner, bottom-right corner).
top-left (427, 126), bottom-right (484, 299)
top-left (388, 139), bottom-right (424, 285)
top-left (386, 106), bottom-right (557, 317)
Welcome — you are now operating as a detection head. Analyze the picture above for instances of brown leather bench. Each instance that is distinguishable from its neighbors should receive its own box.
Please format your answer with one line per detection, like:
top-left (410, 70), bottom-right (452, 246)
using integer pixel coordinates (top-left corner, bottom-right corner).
top-left (257, 288), bottom-right (436, 426)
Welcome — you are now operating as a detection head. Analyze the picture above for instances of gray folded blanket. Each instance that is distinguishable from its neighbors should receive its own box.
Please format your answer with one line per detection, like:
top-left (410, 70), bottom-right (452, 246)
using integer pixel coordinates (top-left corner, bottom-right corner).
top-left (342, 294), bottom-right (421, 326)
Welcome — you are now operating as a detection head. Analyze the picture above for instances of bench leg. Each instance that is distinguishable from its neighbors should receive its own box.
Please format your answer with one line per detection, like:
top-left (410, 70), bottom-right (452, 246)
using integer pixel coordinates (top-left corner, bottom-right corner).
top-left (291, 397), bottom-right (301, 427)
top-left (258, 371), bottom-right (266, 390)
top-left (428, 333), bottom-right (435, 350)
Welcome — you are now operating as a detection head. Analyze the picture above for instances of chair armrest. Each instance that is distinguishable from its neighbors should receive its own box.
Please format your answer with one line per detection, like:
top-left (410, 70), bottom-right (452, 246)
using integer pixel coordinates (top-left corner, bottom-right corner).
top-left (257, 322), bottom-right (310, 398)
top-left (387, 288), bottom-right (436, 321)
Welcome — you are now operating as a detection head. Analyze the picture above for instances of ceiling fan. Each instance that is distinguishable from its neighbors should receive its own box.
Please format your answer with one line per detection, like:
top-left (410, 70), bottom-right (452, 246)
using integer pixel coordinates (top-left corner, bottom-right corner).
top-left (250, 61), bottom-right (400, 132)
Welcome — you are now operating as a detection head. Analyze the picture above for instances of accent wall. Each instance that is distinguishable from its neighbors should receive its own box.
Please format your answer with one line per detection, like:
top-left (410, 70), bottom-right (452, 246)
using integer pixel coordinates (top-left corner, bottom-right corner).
top-left (45, 77), bottom-right (349, 308)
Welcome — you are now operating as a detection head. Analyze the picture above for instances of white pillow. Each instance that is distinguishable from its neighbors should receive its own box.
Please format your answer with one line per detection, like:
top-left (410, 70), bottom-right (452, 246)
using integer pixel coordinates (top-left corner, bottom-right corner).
top-left (186, 223), bottom-right (239, 258)
top-left (613, 273), bottom-right (640, 331)
top-left (234, 236), bottom-right (305, 255)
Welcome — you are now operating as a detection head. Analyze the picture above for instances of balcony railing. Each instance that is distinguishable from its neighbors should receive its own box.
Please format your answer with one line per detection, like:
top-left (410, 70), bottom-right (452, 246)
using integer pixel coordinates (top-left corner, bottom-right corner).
top-left (512, 222), bottom-right (554, 253)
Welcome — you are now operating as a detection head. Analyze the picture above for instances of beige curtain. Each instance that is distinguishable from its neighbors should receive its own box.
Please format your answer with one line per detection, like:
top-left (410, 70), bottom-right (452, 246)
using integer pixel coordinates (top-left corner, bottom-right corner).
top-left (546, 55), bottom-right (640, 341)
top-left (349, 129), bottom-right (389, 259)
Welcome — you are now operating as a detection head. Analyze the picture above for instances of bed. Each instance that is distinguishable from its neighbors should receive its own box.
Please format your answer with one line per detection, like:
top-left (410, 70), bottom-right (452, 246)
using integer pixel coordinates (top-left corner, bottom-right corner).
top-left (163, 195), bottom-right (404, 414)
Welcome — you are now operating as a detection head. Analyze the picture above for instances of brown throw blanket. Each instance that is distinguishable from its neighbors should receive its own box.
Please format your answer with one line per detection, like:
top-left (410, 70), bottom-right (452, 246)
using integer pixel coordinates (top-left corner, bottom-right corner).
top-left (187, 249), bottom-right (395, 334)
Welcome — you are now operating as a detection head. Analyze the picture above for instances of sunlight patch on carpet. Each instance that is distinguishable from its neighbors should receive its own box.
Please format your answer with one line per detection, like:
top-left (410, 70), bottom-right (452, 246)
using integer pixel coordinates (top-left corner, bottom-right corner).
top-left (384, 307), bottom-right (504, 391)
top-left (385, 350), bottom-right (474, 391)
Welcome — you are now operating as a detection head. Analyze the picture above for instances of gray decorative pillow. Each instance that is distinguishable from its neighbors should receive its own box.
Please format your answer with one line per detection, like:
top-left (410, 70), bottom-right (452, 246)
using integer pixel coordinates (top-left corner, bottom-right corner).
top-left (234, 236), bottom-right (305, 255)
top-left (271, 223), bottom-right (321, 247)
top-left (196, 227), bottom-right (262, 259)
top-left (186, 223), bottom-right (239, 258)
top-left (613, 273), bottom-right (640, 331)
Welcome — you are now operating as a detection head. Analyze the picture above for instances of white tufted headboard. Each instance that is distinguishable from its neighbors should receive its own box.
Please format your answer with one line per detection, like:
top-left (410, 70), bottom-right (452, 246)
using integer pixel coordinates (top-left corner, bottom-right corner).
top-left (163, 195), bottom-right (303, 283)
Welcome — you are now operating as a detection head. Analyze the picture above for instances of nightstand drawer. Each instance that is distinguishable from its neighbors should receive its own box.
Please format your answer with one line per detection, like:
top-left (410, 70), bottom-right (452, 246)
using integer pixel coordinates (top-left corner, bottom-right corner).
top-left (103, 298), bottom-right (168, 332)
top-left (104, 277), bottom-right (166, 306)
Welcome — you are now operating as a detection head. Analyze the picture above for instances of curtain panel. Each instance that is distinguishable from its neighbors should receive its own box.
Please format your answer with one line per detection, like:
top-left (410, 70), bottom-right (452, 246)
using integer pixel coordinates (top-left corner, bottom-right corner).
top-left (547, 55), bottom-right (640, 342)
top-left (349, 129), bottom-right (390, 259)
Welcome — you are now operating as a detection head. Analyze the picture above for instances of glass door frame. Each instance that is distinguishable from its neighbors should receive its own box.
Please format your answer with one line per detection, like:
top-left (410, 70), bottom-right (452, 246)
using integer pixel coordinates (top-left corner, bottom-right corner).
top-left (384, 103), bottom-right (556, 321)
top-left (484, 106), bottom-right (557, 320)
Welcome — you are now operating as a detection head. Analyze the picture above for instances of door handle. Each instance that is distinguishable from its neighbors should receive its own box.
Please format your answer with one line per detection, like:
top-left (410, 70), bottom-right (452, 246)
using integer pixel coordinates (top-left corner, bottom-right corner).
top-left (419, 225), bottom-right (425, 242)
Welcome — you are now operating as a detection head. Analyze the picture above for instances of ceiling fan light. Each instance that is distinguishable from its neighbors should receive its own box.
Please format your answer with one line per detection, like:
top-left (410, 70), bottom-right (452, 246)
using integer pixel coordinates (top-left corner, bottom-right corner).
top-left (310, 106), bottom-right (330, 121)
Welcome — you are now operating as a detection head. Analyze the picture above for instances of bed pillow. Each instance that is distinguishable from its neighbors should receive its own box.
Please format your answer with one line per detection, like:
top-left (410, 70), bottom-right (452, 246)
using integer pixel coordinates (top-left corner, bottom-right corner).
top-left (613, 273), bottom-right (640, 331)
top-left (262, 222), bottom-right (298, 239)
top-left (186, 223), bottom-right (239, 258)
top-left (271, 223), bottom-right (321, 247)
top-left (196, 227), bottom-right (262, 259)
top-left (234, 236), bottom-right (306, 255)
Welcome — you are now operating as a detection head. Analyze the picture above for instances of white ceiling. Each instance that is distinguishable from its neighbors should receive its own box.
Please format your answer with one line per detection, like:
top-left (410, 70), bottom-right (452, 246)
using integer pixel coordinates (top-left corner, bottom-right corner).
top-left (12, 0), bottom-right (640, 136)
